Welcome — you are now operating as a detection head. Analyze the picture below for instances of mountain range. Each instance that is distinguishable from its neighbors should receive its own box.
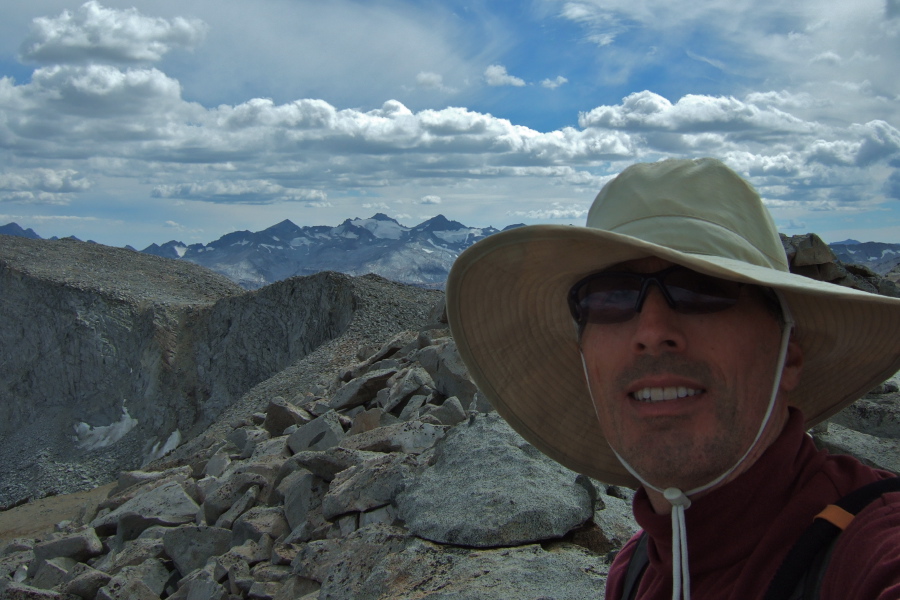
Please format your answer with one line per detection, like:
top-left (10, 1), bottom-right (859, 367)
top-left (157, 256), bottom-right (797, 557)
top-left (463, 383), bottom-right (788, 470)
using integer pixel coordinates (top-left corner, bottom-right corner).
top-left (3, 217), bottom-right (900, 289)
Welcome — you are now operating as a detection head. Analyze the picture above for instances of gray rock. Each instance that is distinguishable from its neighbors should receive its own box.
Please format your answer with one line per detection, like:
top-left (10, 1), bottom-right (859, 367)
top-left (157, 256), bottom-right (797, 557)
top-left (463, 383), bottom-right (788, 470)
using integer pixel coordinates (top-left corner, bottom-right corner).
top-left (280, 470), bottom-right (328, 532)
top-left (92, 537), bottom-right (167, 576)
top-left (339, 421), bottom-right (446, 454)
top-left (362, 539), bottom-right (607, 600)
top-left (814, 422), bottom-right (900, 474)
top-left (294, 524), bottom-right (607, 600)
top-left (166, 564), bottom-right (227, 600)
top-left (0, 549), bottom-right (33, 584)
top-left (113, 467), bottom-right (194, 496)
top-left (31, 556), bottom-right (77, 590)
top-left (31, 527), bottom-right (103, 565)
top-left (321, 454), bottom-right (416, 520)
top-left (96, 558), bottom-right (171, 600)
top-left (397, 394), bottom-right (430, 421)
top-left (380, 367), bottom-right (435, 413)
top-left (287, 411), bottom-right (345, 454)
top-left (395, 413), bottom-right (594, 547)
top-left (63, 563), bottom-right (112, 598)
top-left (424, 396), bottom-right (467, 426)
top-left (203, 449), bottom-right (232, 478)
top-left (831, 396), bottom-right (900, 439)
top-left (285, 447), bottom-right (384, 483)
top-left (91, 481), bottom-right (200, 535)
top-left (163, 525), bottom-right (232, 577)
top-left (347, 408), bottom-right (399, 436)
top-left (214, 484), bottom-right (259, 529)
top-left (232, 507), bottom-right (289, 546)
top-left (413, 339), bottom-right (478, 405)
top-left (329, 369), bottom-right (397, 412)
top-left (0, 580), bottom-right (73, 598)
top-left (263, 397), bottom-right (314, 436)
top-left (593, 490), bottom-right (640, 551)
top-left (202, 472), bottom-right (267, 525)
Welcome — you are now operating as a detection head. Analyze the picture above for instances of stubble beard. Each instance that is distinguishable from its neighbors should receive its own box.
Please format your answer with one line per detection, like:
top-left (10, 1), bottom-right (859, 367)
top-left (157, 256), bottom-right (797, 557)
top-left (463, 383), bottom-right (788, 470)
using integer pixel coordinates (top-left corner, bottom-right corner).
top-left (598, 354), bottom-right (757, 491)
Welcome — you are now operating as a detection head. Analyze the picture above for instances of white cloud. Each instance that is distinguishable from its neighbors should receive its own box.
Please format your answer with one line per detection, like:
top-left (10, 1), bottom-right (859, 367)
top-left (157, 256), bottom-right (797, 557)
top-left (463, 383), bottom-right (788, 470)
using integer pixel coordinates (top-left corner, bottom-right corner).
top-left (508, 202), bottom-right (589, 220)
top-left (579, 90), bottom-right (814, 135)
top-left (541, 76), bottom-right (569, 89)
top-left (418, 195), bottom-right (441, 204)
top-left (484, 64), bottom-right (526, 87)
top-left (2, 2), bottom-right (900, 245)
top-left (415, 71), bottom-right (456, 93)
top-left (362, 202), bottom-right (390, 210)
top-left (20, 1), bottom-right (207, 65)
top-left (0, 168), bottom-right (92, 204)
top-left (152, 181), bottom-right (327, 204)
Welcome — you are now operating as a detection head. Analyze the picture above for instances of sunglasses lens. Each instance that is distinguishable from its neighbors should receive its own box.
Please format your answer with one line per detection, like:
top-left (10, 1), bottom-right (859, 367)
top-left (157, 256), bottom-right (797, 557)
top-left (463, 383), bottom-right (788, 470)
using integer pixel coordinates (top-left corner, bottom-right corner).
top-left (575, 274), bottom-right (643, 324)
top-left (665, 270), bottom-right (741, 313)
top-left (571, 268), bottom-right (743, 325)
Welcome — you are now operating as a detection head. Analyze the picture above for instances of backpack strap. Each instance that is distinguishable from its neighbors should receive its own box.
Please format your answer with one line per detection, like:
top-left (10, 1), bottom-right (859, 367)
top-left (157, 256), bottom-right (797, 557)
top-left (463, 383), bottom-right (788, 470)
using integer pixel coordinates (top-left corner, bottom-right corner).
top-left (620, 532), bottom-right (650, 600)
top-left (765, 476), bottom-right (900, 600)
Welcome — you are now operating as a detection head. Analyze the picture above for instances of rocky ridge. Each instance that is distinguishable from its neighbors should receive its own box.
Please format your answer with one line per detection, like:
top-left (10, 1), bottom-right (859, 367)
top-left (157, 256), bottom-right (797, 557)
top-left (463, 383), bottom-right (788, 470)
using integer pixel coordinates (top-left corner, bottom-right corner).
top-left (0, 235), bottom-right (441, 509)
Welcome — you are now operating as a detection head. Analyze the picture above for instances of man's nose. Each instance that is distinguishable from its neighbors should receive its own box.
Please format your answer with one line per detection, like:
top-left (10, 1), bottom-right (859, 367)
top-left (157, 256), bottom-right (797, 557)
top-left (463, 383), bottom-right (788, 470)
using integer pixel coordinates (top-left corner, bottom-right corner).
top-left (632, 284), bottom-right (686, 354)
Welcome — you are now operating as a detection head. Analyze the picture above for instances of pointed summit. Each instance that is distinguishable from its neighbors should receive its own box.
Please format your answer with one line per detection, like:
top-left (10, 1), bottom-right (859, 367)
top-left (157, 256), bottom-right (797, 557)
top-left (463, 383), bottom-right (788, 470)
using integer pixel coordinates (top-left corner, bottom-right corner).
top-left (414, 214), bottom-right (466, 232)
top-left (0, 222), bottom-right (41, 239)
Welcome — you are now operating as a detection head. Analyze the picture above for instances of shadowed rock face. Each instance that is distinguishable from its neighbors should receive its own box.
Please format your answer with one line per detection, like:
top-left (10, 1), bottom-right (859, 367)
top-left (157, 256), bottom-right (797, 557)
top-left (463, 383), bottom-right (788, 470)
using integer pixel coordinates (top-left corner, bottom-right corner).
top-left (0, 236), bottom-right (363, 507)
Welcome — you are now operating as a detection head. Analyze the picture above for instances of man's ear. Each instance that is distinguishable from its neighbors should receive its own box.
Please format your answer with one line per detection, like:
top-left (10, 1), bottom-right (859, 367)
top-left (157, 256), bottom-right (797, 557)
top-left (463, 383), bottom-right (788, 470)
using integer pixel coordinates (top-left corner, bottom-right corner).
top-left (779, 338), bottom-right (803, 393)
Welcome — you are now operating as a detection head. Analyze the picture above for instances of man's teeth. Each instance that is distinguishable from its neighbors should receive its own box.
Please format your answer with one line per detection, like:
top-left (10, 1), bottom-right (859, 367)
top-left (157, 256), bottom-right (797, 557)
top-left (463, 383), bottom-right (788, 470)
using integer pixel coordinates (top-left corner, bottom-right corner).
top-left (632, 387), bottom-right (702, 402)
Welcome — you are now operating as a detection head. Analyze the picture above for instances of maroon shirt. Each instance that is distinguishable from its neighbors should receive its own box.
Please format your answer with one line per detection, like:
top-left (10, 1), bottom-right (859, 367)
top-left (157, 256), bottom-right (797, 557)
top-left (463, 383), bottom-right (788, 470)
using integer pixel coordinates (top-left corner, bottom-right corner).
top-left (606, 409), bottom-right (900, 599)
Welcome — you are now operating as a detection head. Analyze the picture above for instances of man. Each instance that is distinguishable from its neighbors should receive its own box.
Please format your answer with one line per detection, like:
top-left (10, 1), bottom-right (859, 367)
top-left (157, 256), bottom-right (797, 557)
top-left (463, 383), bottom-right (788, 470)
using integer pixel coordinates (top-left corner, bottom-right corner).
top-left (445, 158), bottom-right (900, 599)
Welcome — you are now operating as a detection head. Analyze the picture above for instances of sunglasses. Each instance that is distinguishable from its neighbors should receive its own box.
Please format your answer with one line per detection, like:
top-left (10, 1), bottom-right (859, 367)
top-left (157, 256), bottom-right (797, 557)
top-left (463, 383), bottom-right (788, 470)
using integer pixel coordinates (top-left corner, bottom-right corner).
top-left (568, 265), bottom-right (745, 326)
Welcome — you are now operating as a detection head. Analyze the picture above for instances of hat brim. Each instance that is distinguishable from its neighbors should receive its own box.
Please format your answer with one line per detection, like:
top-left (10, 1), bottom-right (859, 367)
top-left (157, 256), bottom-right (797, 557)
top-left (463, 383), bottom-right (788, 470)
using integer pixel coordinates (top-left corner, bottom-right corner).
top-left (446, 225), bottom-right (900, 487)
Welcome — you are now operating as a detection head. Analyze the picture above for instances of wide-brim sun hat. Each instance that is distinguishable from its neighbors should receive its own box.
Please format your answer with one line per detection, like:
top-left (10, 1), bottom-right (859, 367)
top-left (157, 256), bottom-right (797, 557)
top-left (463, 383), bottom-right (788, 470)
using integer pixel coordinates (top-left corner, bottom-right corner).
top-left (446, 157), bottom-right (900, 488)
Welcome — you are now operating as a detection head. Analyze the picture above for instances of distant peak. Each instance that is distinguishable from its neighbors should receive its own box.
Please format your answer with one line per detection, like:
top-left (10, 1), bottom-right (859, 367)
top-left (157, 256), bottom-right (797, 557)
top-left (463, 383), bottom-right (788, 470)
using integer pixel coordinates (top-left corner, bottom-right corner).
top-left (416, 214), bottom-right (465, 231)
top-left (831, 239), bottom-right (861, 245)
top-left (371, 213), bottom-right (396, 222)
top-left (0, 222), bottom-right (41, 239)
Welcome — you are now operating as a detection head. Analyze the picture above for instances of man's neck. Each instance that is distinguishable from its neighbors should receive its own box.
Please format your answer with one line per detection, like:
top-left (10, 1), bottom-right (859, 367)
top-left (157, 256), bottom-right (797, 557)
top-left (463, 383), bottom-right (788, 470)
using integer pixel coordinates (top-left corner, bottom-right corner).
top-left (644, 405), bottom-right (790, 514)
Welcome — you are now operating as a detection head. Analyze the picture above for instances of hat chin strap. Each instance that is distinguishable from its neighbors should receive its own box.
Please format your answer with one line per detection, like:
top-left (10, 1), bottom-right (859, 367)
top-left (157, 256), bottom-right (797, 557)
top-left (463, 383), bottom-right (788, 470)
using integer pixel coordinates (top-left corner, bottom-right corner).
top-left (579, 292), bottom-right (795, 600)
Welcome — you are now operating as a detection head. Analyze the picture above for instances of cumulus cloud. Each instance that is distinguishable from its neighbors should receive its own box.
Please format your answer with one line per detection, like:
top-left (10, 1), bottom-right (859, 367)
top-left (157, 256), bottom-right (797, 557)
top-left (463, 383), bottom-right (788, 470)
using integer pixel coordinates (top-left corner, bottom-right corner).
top-left (541, 76), bottom-right (569, 89)
top-left (484, 64), bottom-right (526, 87)
top-left (0, 169), bottom-right (91, 204)
top-left (2, 2), bottom-right (899, 242)
top-left (853, 120), bottom-right (900, 166)
top-left (579, 90), bottom-right (814, 135)
top-left (19, 1), bottom-right (207, 65)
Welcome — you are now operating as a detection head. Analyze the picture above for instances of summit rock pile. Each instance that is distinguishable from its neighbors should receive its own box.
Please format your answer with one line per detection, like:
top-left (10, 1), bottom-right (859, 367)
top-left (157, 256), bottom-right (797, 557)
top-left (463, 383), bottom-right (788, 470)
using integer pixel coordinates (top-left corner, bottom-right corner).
top-left (0, 328), bottom-right (636, 599)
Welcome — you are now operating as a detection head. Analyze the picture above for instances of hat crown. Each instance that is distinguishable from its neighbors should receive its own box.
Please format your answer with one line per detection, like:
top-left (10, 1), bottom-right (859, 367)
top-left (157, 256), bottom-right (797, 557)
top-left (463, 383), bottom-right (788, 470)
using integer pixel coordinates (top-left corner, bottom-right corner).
top-left (588, 158), bottom-right (788, 272)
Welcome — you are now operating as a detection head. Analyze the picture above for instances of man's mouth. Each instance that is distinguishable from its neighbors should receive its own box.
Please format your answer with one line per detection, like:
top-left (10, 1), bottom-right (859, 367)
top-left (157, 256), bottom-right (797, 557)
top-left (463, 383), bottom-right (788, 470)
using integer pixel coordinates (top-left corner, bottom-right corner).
top-left (630, 386), bottom-right (704, 403)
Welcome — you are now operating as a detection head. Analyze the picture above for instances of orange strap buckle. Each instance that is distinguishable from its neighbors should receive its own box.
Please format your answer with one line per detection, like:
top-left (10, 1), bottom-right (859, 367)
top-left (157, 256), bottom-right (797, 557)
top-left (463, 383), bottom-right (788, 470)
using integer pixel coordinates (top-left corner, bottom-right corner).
top-left (815, 504), bottom-right (854, 530)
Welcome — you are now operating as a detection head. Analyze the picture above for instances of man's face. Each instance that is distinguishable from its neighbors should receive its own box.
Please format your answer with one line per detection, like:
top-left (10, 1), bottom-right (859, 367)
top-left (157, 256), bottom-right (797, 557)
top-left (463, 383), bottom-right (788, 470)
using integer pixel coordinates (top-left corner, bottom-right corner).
top-left (580, 257), bottom-right (800, 491)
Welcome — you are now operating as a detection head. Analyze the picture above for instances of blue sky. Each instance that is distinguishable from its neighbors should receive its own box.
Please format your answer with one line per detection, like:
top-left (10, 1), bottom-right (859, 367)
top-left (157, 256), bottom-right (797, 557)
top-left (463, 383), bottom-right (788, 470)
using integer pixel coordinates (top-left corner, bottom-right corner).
top-left (1, 0), bottom-right (899, 248)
